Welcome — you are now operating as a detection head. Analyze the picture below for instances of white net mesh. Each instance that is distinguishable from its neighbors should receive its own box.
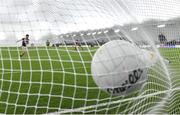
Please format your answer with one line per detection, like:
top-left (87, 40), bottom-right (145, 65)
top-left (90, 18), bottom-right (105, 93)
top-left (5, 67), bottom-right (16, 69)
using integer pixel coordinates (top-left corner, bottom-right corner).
top-left (0, 0), bottom-right (180, 114)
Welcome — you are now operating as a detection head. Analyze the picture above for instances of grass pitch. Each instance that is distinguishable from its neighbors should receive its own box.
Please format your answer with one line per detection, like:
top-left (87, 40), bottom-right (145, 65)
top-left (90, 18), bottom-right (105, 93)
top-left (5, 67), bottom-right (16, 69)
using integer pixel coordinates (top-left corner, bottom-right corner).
top-left (0, 47), bottom-right (179, 114)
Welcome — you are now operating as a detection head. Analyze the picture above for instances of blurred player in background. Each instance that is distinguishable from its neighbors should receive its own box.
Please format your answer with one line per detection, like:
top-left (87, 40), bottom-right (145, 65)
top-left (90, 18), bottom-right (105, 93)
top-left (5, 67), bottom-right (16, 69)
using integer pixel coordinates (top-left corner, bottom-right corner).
top-left (46, 40), bottom-right (50, 47)
top-left (17, 34), bottom-right (30, 57)
top-left (75, 39), bottom-right (83, 50)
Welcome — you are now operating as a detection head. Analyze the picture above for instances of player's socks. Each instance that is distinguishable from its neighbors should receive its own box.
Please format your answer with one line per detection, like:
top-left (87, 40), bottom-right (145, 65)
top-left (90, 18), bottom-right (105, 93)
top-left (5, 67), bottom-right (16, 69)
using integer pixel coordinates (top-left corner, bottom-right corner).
top-left (20, 52), bottom-right (25, 57)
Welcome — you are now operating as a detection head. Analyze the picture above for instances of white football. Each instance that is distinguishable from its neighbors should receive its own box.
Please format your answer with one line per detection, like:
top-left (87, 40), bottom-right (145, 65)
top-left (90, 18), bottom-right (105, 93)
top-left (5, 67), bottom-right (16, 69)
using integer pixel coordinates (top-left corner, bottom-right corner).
top-left (91, 40), bottom-right (148, 96)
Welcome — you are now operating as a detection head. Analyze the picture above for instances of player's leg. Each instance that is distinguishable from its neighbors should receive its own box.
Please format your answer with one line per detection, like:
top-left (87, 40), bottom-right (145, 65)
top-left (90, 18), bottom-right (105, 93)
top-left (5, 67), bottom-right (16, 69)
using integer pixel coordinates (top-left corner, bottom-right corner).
top-left (80, 44), bottom-right (83, 50)
top-left (20, 47), bottom-right (25, 57)
top-left (20, 46), bottom-right (27, 57)
top-left (75, 44), bottom-right (78, 51)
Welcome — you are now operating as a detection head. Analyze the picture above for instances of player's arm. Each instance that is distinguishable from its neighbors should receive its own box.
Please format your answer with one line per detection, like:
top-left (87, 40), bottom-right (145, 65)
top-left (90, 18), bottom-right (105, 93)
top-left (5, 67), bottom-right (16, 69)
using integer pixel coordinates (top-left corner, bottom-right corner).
top-left (16, 39), bottom-right (22, 43)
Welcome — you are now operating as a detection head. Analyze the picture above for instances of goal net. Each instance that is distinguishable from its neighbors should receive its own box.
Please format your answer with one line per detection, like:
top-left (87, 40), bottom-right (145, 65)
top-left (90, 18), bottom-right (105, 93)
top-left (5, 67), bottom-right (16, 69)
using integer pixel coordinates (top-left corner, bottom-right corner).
top-left (0, 0), bottom-right (180, 114)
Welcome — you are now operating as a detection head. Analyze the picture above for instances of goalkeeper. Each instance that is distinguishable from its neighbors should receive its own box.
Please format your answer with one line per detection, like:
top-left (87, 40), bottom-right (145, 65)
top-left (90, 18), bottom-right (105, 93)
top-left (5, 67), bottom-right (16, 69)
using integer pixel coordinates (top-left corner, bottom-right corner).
top-left (17, 34), bottom-right (30, 57)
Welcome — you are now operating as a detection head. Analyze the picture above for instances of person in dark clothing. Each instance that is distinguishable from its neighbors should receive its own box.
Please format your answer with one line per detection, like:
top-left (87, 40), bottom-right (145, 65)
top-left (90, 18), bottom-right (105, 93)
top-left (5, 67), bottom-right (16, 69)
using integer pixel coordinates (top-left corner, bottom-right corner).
top-left (158, 33), bottom-right (167, 44)
top-left (17, 34), bottom-right (30, 57)
top-left (46, 40), bottom-right (50, 47)
top-left (74, 39), bottom-right (83, 50)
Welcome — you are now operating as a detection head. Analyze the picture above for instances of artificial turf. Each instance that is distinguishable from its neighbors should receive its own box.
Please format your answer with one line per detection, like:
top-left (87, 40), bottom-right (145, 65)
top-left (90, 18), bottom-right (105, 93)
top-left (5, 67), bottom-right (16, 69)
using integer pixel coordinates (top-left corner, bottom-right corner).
top-left (0, 47), bottom-right (179, 114)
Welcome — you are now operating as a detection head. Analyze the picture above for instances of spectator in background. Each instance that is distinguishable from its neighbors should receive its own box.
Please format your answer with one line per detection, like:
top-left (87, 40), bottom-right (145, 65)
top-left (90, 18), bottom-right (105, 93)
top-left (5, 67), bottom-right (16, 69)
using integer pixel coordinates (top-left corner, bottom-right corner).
top-left (158, 33), bottom-right (167, 44)
top-left (46, 40), bottom-right (50, 47)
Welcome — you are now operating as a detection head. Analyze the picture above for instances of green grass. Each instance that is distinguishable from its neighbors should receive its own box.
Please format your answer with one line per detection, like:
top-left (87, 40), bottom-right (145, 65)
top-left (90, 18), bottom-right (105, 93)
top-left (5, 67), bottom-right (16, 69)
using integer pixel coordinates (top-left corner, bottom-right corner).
top-left (0, 47), bottom-right (179, 114)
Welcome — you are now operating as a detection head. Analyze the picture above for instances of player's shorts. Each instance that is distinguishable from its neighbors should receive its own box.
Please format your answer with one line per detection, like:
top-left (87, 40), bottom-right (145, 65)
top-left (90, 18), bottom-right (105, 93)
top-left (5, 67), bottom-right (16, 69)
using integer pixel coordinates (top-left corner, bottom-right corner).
top-left (22, 46), bottom-right (28, 51)
top-left (76, 43), bottom-right (81, 46)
